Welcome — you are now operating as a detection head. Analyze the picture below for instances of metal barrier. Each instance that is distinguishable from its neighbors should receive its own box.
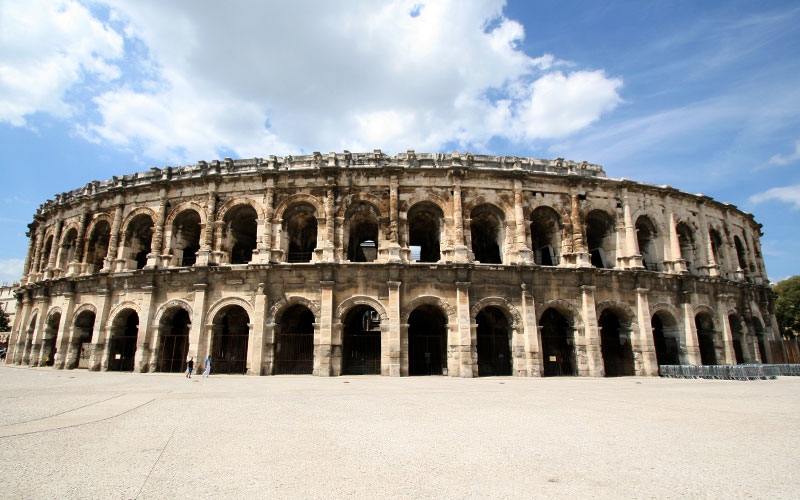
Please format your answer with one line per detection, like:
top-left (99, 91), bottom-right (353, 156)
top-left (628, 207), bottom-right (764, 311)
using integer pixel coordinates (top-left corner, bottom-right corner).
top-left (658, 364), bottom-right (800, 380)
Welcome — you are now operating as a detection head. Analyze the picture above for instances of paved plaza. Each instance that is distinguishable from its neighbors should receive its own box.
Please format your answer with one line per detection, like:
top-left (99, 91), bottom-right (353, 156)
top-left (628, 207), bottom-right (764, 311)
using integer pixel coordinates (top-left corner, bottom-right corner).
top-left (0, 364), bottom-right (798, 499)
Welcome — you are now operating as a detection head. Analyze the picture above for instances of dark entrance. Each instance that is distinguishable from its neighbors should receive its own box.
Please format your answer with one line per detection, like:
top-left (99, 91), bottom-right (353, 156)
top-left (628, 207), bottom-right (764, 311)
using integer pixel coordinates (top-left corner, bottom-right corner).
top-left (476, 307), bottom-right (511, 376)
top-left (540, 308), bottom-right (575, 376)
top-left (108, 310), bottom-right (138, 372)
top-left (212, 305), bottom-right (249, 374)
top-left (696, 313), bottom-right (717, 365)
top-left (408, 305), bottom-right (447, 376)
top-left (157, 308), bottom-right (190, 373)
top-left (652, 314), bottom-right (680, 367)
top-left (42, 312), bottom-right (61, 366)
top-left (274, 305), bottom-right (314, 375)
top-left (342, 306), bottom-right (381, 375)
top-left (729, 314), bottom-right (745, 364)
top-left (599, 310), bottom-right (635, 377)
top-left (72, 310), bottom-right (95, 369)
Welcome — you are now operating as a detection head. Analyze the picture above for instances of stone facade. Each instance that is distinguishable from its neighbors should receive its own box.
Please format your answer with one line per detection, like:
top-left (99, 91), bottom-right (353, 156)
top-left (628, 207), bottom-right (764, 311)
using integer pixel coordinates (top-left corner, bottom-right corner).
top-left (5, 151), bottom-right (779, 376)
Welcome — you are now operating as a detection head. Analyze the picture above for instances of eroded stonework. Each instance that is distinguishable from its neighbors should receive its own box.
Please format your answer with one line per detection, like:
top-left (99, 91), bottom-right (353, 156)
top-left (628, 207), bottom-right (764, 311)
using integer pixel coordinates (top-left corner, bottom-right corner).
top-left (6, 151), bottom-right (780, 377)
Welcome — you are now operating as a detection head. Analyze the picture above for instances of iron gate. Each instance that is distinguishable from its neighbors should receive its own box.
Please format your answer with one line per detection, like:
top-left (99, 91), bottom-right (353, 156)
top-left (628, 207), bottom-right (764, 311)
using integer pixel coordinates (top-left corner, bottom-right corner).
top-left (477, 331), bottom-right (511, 376)
top-left (274, 332), bottom-right (314, 374)
top-left (108, 335), bottom-right (137, 371)
top-left (157, 334), bottom-right (189, 373)
top-left (343, 331), bottom-right (381, 375)
top-left (409, 334), bottom-right (445, 376)
top-left (213, 333), bottom-right (249, 374)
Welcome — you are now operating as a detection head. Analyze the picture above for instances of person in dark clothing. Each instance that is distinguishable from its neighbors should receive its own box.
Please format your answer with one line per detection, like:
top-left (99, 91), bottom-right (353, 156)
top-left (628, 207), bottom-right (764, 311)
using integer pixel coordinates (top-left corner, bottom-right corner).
top-left (186, 357), bottom-right (194, 378)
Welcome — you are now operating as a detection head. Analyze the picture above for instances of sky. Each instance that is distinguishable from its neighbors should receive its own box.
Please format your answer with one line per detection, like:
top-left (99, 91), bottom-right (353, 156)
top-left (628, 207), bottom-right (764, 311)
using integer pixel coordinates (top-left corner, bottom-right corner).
top-left (1, 0), bottom-right (798, 285)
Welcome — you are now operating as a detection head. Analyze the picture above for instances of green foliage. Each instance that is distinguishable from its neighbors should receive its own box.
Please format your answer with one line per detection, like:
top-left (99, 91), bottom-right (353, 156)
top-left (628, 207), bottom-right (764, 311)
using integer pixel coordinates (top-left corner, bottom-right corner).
top-left (0, 308), bottom-right (9, 332)
top-left (774, 276), bottom-right (800, 339)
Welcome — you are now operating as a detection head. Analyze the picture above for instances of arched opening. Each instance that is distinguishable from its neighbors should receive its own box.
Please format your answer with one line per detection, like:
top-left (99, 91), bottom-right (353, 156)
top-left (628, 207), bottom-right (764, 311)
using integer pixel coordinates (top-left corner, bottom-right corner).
top-left (530, 206), bottom-right (561, 266)
top-left (284, 204), bottom-right (318, 263)
top-left (408, 305), bottom-right (447, 375)
top-left (676, 222), bottom-right (696, 274)
top-left (40, 235), bottom-right (54, 271)
top-left (729, 314), bottom-right (745, 364)
top-left (108, 310), bottom-right (138, 372)
top-left (71, 310), bottom-right (95, 369)
top-left (274, 305), bottom-right (315, 374)
top-left (709, 228), bottom-right (724, 270)
top-left (157, 308), bottom-right (191, 373)
top-left (635, 216), bottom-right (659, 271)
top-left (599, 309), bottom-right (634, 376)
top-left (347, 204), bottom-right (379, 262)
top-left (539, 308), bottom-right (575, 376)
top-left (124, 214), bottom-right (154, 270)
top-left (42, 311), bottom-right (61, 366)
top-left (85, 220), bottom-right (110, 273)
top-left (470, 205), bottom-right (504, 264)
top-left (57, 228), bottom-right (78, 270)
top-left (585, 210), bottom-right (615, 269)
top-left (342, 306), bottom-right (381, 375)
top-left (211, 305), bottom-right (249, 374)
top-left (408, 202), bottom-right (442, 263)
top-left (695, 312), bottom-right (718, 365)
top-left (651, 312), bottom-right (680, 368)
top-left (476, 306), bottom-right (511, 376)
top-left (172, 210), bottom-right (202, 267)
top-left (224, 205), bottom-right (258, 265)
top-left (734, 235), bottom-right (747, 271)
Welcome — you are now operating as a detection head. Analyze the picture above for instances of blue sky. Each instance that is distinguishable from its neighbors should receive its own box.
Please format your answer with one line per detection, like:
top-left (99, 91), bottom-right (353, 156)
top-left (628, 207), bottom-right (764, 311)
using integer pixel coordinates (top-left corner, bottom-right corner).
top-left (1, 0), bottom-right (798, 285)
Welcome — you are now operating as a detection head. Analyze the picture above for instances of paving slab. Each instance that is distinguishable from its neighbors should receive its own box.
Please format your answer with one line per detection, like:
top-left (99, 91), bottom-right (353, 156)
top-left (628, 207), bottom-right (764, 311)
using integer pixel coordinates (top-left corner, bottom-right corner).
top-left (0, 365), bottom-right (798, 499)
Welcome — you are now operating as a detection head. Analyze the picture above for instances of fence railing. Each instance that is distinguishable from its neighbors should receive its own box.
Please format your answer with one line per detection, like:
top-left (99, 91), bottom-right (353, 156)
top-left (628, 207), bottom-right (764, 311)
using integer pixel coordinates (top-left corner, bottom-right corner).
top-left (659, 364), bottom-right (800, 380)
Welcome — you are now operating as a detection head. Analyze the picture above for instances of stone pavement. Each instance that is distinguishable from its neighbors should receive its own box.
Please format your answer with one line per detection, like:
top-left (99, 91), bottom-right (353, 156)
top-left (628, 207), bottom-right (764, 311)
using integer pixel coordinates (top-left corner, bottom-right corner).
top-left (0, 365), bottom-right (798, 499)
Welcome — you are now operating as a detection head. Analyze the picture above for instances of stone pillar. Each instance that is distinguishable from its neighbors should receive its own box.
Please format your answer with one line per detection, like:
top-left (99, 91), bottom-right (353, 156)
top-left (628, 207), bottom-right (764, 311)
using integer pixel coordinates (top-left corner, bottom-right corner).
top-left (67, 210), bottom-right (89, 276)
top-left (520, 283), bottom-right (540, 377)
top-left (318, 184), bottom-right (336, 262)
top-left (134, 285), bottom-right (156, 373)
top-left (21, 230), bottom-right (35, 283)
top-left (29, 226), bottom-right (45, 283)
top-left (44, 219), bottom-right (63, 279)
top-left (88, 289), bottom-right (111, 371)
top-left (623, 195), bottom-right (643, 269)
top-left (717, 294), bottom-right (736, 365)
top-left (196, 187), bottom-right (217, 266)
top-left (580, 285), bottom-right (602, 376)
top-left (681, 297), bottom-right (700, 365)
top-left (514, 180), bottom-right (532, 263)
top-left (188, 283), bottom-right (208, 364)
top-left (11, 294), bottom-right (32, 364)
top-left (452, 180), bottom-right (470, 263)
top-left (634, 288), bottom-right (658, 375)
top-left (103, 203), bottom-right (124, 273)
top-left (147, 194), bottom-right (168, 268)
top-left (572, 195), bottom-right (590, 267)
top-left (385, 176), bottom-right (402, 262)
top-left (314, 280), bottom-right (334, 376)
top-left (27, 296), bottom-right (49, 366)
top-left (454, 281), bottom-right (473, 377)
top-left (247, 283), bottom-right (268, 375)
top-left (386, 281), bottom-right (402, 376)
top-left (53, 291), bottom-right (76, 369)
top-left (666, 209), bottom-right (685, 274)
top-left (253, 187), bottom-right (274, 264)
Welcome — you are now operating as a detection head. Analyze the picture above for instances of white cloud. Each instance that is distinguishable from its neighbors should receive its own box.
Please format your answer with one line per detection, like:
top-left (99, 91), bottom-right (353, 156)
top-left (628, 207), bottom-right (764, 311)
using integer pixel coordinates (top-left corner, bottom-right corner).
top-left (0, 0), bottom-right (123, 126)
top-left (749, 184), bottom-right (800, 210)
top-left (0, 259), bottom-right (24, 286)
top-left (3, 0), bottom-right (623, 161)
top-left (769, 140), bottom-right (800, 165)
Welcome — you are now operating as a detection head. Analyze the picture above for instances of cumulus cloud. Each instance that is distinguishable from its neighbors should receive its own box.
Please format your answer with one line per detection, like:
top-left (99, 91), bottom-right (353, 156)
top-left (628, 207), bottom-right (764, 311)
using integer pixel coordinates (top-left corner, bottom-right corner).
top-left (749, 184), bottom-right (800, 210)
top-left (3, 0), bottom-right (623, 161)
top-left (769, 140), bottom-right (800, 165)
top-left (0, 0), bottom-right (123, 126)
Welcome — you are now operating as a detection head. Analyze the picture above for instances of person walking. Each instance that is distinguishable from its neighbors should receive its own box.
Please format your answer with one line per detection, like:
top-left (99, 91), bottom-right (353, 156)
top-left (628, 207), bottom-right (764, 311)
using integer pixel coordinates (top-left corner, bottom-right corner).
top-left (203, 356), bottom-right (211, 377)
top-left (186, 357), bottom-right (194, 378)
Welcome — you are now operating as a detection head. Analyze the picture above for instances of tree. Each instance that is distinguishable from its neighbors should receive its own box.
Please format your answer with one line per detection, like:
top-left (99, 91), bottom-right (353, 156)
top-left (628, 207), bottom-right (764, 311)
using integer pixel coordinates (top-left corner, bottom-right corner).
top-left (773, 276), bottom-right (800, 339)
top-left (0, 308), bottom-right (9, 332)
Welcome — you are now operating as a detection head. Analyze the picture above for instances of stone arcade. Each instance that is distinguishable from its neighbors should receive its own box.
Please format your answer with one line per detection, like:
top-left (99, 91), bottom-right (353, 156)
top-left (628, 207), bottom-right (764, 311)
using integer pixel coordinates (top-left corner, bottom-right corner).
top-left (5, 151), bottom-right (780, 377)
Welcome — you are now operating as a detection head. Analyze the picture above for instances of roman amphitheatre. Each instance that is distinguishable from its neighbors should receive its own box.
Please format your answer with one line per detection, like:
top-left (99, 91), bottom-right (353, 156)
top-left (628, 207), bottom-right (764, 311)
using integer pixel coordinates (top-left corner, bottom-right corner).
top-left (4, 151), bottom-right (780, 377)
